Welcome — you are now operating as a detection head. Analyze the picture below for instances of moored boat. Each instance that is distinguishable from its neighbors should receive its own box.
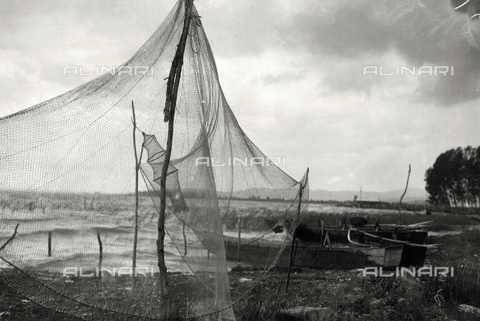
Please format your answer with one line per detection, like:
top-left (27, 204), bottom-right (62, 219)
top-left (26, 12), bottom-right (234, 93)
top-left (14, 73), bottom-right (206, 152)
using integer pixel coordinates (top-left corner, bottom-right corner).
top-left (223, 238), bottom-right (406, 270)
top-left (295, 225), bottom-right (429, 245)
top-left (266, 217), bottom-right (431, 245)
top-left (194, 228), bottom-right (429, 270)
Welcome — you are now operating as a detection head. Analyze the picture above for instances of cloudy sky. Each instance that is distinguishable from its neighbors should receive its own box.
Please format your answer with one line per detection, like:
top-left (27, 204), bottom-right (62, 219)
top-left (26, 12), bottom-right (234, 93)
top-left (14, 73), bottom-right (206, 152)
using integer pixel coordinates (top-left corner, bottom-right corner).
top-left (1, 0), bottom-right (480, 193)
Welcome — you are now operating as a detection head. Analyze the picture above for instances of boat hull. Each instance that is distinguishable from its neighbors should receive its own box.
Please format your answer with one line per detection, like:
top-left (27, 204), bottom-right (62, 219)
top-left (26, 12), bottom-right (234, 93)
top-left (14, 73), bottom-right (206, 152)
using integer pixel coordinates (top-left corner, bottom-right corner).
top-left (194, 228), bottom-right (427, 270)
top-left (224, 240), bottom-right (409, 270)
top-left (295, 226), bottom-right (428, 245)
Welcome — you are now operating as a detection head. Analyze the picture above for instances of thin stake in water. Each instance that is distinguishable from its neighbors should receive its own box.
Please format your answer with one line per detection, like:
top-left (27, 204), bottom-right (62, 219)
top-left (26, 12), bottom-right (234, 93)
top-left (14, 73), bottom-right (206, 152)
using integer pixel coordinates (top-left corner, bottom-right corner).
top-left (48, 232), bottom-right (52, 257)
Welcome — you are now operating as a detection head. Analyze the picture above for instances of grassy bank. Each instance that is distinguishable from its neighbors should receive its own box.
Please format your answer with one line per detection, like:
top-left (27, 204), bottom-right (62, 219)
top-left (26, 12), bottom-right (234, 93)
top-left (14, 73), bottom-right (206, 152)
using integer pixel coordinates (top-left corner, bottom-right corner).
top-left (232, 229), bottom-right (480, 320)
top-left (1, 207), bottom-right (480, 320)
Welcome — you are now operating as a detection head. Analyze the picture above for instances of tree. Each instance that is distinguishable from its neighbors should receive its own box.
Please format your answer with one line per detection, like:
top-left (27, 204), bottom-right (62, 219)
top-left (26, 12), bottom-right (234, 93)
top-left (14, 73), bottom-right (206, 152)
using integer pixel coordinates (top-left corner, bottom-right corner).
top-left (425, 146), bottom-right (480, 211)
top-left (464, 146), bottom-right (480, 208)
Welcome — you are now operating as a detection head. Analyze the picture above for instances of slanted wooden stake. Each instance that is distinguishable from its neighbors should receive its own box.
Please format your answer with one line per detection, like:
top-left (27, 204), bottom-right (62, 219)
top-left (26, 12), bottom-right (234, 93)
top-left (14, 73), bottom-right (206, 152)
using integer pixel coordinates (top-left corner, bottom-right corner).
top-left (286, 168), bottom-right (309, 292)
top-left (398, 164), bottom-right (411, 215)
top-left (158, 0), bottom-right (195, 299)
top-left (0, 223), bottom-right (19, 252)
top-left (286, 183), bottom-right (303, 292)
top-left (97, 230), bottom-right (103, 278)
top-left (182, 221), bottom-right (187, 256)
top-left (131, 100), bottom-right (144, 282)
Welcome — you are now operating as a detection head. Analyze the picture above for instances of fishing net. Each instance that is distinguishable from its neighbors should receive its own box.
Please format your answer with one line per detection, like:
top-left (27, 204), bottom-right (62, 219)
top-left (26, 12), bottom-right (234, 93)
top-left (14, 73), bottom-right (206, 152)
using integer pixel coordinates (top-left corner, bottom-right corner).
top-left (0, 0), bottom-right (308, 320)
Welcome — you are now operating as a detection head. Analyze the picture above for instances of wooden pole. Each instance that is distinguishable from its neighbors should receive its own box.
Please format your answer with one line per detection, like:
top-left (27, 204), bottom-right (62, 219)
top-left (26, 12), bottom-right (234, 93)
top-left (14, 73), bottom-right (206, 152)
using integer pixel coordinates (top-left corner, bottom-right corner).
top-left (207, 214), bottom-right (210, 259)
top-left (286, 168), bottom-right (309, 292)
top-left (131, 100), bottom-right (144, 280)
top-left (321, 220), bottom-right (324, 245)
top-left (158, 0), bottom-right (195, 297)
top-left (97, 230), bottom-right (103, 278)
top-left (237, 217), bottom-right (242, 262)
top-left (398, 164), bottom-right (411, 216)
top-left (286, 182), bottom-right (303, 292)
top-left (48, 232), bottom-right (52, 257)
top-left (183, 221), bottom-right (187, 256)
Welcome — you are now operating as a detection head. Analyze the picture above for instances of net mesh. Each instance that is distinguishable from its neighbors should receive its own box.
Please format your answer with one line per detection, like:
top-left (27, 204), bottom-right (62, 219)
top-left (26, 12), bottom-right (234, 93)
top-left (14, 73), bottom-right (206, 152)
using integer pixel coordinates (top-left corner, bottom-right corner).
top-left (0, 0), bottom-right (309, 320)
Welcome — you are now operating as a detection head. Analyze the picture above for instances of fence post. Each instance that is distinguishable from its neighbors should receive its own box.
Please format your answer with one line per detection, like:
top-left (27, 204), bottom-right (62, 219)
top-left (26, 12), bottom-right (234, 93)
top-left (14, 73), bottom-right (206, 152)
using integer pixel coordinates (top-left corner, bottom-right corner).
top-left (97, 230), bottom-right (103, 278)
top-left (183, 221), bottom-right (187, 256)
top-left (237, 217), bottom-right (242, 262)
top-left (48, 232), bottom-right (52, 257)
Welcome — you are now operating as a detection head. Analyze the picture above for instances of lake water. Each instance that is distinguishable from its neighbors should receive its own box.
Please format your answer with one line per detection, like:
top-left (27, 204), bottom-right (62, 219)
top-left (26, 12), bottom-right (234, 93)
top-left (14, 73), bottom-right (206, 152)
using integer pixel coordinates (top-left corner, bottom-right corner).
top-left (0, 205), bottom-right (287, 275)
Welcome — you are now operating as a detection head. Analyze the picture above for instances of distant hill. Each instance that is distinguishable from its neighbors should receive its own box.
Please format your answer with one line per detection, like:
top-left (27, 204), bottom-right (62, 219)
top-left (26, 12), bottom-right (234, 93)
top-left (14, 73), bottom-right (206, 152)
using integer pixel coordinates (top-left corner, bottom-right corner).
top-left (216, 187), bottom-right (428, 204)
top-left (308, 188), bottom-right (427, 203)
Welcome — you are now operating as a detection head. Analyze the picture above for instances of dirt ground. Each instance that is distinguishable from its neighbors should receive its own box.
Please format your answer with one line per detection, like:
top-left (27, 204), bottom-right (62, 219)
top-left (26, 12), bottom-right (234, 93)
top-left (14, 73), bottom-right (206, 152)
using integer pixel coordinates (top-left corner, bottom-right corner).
top-left (0, 267), bottom-right (345, 320)
top-left (1, 230), bottom-right (479, 320)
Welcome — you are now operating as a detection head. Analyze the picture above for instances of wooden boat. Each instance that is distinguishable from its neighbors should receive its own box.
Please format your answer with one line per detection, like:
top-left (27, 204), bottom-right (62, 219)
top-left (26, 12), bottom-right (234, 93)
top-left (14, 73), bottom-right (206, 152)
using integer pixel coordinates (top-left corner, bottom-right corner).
top-left (295, 225), bottom-right (429, 245)
top-left (265, 218), bottom-right (430, 245)
top-left (194, 229), bottom-right (428, 270)
top-left (223, 238), bottom-right (408, 270)
top-left (344, 229), bottom-right (436, 267)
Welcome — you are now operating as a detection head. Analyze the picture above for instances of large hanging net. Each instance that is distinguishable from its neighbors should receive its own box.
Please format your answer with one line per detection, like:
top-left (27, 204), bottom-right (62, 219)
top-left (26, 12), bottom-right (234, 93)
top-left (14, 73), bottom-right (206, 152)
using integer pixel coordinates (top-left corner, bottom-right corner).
top-left (0, 0), bottom-right (308, 320)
